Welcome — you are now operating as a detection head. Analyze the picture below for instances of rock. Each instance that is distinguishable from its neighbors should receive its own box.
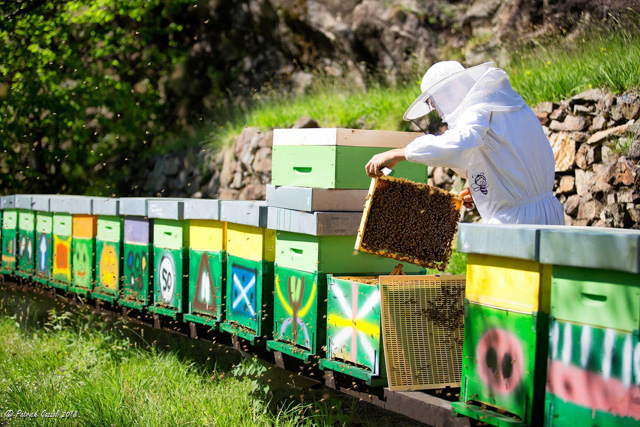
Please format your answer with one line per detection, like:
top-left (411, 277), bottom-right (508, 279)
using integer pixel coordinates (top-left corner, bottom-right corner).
top-left (192, 191), bottom-right (203, 199)
top-left (570, 88), bottom-right (606, 104)
top-left (252, 147), bottom-right (272, 174)
top-left (550, 104), bottom-right (567, 121)
top-left (533, 101), bottom-right (555, 114)
top-left (600, 203), bottom-right (632, 228)
top-left (219, 146), bottom-right (237, 188)
top-left (549, 115), bottom-right (588, 132)
top-left (574, 219), bottom-right (590, 226)
top-left (165, 155), bottom-right (181, 176)
top-left (577, 198), bottom-right (603, 220)
top-left (217, 189), bottom-right (240, 200)
top-left (601, 145), bottom-right (617, 164)
top-left (235, 127), bottom-right (262, 168)
top-left (573, 104), bottom-right (595, 115)
top-left (589, 114), bottom-right (607, 131)
top-left (203, 171), bottom-right (220, 198)
top-left (239, 184), bottom-right (266, 200)
top-left (597, 92), bottom-right (616, 112)
top-left (627, 141), bottom-right (640, 160)
top-left (590, 163), bottom-right (614, 193)
top-left (563, 213), bottom-right (573, 226)
top-left (258, 130), bottom-right (274, 148)
top-left (556, 175), bottom-right (575, 194)
top-left (293, 116), bottom-right (320, 129)
top-left (628, 203), bottom-right (640, 223)
top-left (291, 71), bottom-right (314, 95)
top-left (575, 169), bottom-right (594, 197)
top-left (564, 194), bottom-right (580, 216)
top-left (535, 112), bottom-right (550, 126)
top-left (433, 167), bottom-right (452, 186)
top-left (611, 93), bottom-right (640, 121)
top-left (617, 188), bottom-right (637, 204)
top-left (549, 132), bottom-right (576, 172)
top-left (575, 143), bottom-right (601, 170)
top-left (229, 170), bottom-right (244, 189)
top-left (614, 158), bottom-right (636, 186)
top-left (586, 123), bottom-right (630, 144)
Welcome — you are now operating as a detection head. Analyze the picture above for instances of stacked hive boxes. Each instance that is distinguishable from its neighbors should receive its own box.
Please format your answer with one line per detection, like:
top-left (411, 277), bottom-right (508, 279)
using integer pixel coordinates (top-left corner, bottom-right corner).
top-left (219, 200), bottom-right (274, 344)
top-left (50, 197), bottom-right (73, 290)
top-left (15, 195), bottom-right (34, 279)
top-left (539, 227), bottom-right (640, 426)
top-left (182, 199), bottom-right (226, 329)
top-left (69, 197), bottom-right (98, 296)
top-left (147, 199), bottom-right (189, 318)
top-left (1, 195), bottom-right (16, 274)
top-left (32, 196), bottom-right (53, 285)
top-left (92, 198), bottom-right (122, 303)
top-left (119, 198), bottom-right (153, 309)
top-left (452, 224), bottom-right (552, 426)
top-left (267, 128), bottom-right (426, 381)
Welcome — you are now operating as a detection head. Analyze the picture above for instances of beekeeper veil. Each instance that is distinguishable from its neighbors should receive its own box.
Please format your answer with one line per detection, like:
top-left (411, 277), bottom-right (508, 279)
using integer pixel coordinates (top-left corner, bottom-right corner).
top-left (404, 61), bottom-right (525, 126)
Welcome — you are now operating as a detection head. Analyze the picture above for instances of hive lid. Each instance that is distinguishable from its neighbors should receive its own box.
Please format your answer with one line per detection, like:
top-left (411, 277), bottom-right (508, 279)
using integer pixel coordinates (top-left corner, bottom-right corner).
top-left (50, 197), bottom-right (71, 213)
top-left (14, 194), bottom-right (32, 210)
top-left (31, 195), bottom-right (51, 212)
top-left (267, 207), bottom-right (362, 236)
top-left (119, 197), bottom-right (149, 217)
top-left (147, 198), bottom-right (185, 220)
top-left (273, 128), bottom-right (421, 148)
top-left (0, 195), bottom-right (15, 210)
top-left (266, 185), bottom-right (368, 212)
top-left (220, 200), bottom-right (268, 228)
top-left (539, 226), bottom-right (640, 274)
top-left (92, 197), bottom-right (120, 216)
top-left (457, 223), bottom-right (549, 261)
top-left (68, 196), bottom-right (93, 214)
top-left (183, 199), bottom-right (220, 220)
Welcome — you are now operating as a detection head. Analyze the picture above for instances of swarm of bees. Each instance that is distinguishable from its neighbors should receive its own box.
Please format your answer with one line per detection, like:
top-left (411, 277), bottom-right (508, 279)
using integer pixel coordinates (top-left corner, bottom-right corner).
top-left (360, 177), bottom-right (461, 270)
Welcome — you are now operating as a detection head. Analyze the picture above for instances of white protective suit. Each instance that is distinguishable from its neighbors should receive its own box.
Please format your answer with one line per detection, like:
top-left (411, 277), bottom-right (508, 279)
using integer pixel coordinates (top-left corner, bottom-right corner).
top-left (403, 61), bottom-right (565, 225)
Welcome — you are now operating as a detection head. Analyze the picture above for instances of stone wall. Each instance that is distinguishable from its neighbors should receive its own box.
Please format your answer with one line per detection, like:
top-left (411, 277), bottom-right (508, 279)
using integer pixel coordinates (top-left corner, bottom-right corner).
top-left (137, 90), bottom-right (640, 229)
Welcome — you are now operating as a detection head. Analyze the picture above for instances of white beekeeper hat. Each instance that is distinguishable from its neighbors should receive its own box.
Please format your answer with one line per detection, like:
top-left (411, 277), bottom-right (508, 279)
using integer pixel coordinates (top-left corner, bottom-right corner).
top-left (403, 61), bottom-right (494, 121)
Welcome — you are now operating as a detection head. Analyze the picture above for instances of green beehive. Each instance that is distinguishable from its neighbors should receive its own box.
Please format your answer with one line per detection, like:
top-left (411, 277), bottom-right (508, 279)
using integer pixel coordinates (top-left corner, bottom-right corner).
top-left (182, 199), bottom-right (225, 329)
top-left (68, 197), bottom-right (97, 297)
top-left (319, 275), bottom-right (385, 386)
top-left (33, 196), bottom-right (53, 286)
top-left (119, 198), bottom-right (153, 309)
top-left (452, 300), bottom-right (549, 426)
top-left (50, 198), bottom-right (73, 290)
top-left (148, 199), bottom-right (189, 319)
top-left (272, 128), bottom-right (428, 189)
top-left (1, 195), bottom-right (17, 275)
top-left (539, 226), bottom-right (640, 332)
top-left (92, 198), bottom-right (122, 304)
top-left (219, 201), bottom-right (273, 344)
top-left (545, 318), bottom-right (640, 426)
top-left (268, 265), bottom-right (327, 362)
top-left (15, 195), bottom-right (35, 279)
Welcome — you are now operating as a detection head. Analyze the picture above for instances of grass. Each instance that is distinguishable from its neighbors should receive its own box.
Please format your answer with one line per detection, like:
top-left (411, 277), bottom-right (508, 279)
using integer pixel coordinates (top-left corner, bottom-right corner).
top-left (0, 303), bottom-right (375, 427)
top-left (196, 18), bottom-right (640, 152)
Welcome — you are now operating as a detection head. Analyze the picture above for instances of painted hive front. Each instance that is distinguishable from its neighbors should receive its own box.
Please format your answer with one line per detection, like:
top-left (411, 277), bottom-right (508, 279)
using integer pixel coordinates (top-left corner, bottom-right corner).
top-left (321, 276), bottom-right (385, 385)
top-left (16, 210), bottom-right (35, 278)
top-left (545, 319), bottom-right (640, 426)
top-left (268, 266), bottom-right (327, 361)
top-left (70, 215), bottom-right (97, 295)
top-left (93, 217), bottom-right (122, 303)
top-left (1, 210), bottom-right (17, 273)
top-left (34, 213), bottom-right (53, 284)
top-left (452, 301), bottom-right (549, 426)
top-left (120, 217), bottom-right (152, 309)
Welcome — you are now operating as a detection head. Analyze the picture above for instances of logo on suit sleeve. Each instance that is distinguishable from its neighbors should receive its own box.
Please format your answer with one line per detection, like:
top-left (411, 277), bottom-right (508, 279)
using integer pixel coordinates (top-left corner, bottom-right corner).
top-left (471, 172), bottom-right (488, 195)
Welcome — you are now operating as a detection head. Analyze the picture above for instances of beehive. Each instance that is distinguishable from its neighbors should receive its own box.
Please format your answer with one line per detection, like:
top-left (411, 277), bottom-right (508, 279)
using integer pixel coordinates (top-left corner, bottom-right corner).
top-left (15, 195), bottom-right (35, 279)
top-left (32, 196), bottom-right (52, 285)
top-left (380, 274), bottom-right (465, 391)
top-left (148, 199), bottom-right (190, 318)
top-left (1, 195), bottom-right (17, 274)
top-left (119, 197), bottom-right (153, 309)
top-left (272, 128), bottom-right (428, 189)
top-left (182, 199), bottom-right (226, 329)
top-left (356, 176), bottom-right (462, 270)
top-left (92, 198), bottom-right (122, 304)
top-left (68, 197), bottom-right (97, 297)
top-left (50, 197), bottom-right (73, 290)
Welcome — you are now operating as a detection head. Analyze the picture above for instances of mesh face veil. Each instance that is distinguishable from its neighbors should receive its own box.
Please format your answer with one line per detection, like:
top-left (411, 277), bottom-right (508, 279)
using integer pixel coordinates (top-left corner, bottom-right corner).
top-left (403, 61), bottom-right (523, 126)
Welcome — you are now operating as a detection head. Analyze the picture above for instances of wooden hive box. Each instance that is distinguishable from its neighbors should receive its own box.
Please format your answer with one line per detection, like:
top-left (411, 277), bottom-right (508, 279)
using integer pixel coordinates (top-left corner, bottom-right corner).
top-left (272, 128), bottom-right (428, 189)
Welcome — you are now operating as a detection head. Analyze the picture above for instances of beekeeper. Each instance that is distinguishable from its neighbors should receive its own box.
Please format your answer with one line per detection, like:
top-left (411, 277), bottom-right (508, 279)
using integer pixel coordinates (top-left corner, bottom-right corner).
top-left (365, 61), bottom-right (565, 225)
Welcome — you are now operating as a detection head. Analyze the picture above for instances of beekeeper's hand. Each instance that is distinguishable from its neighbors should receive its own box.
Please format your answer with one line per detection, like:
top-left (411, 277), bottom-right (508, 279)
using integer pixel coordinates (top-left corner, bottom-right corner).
top-left (460, 187), bottom-right (474, 209)
top-left (365, 148), bottom-right (406, 178)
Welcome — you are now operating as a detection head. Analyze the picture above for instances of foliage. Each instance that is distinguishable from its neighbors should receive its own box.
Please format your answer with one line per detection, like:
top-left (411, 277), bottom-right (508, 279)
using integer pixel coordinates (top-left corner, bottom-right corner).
top-left (0, 0), bottom-right (199, 196)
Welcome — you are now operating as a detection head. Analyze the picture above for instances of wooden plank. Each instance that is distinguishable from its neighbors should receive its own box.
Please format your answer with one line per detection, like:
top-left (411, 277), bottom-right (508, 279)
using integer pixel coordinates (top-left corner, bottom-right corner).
top-left (92, 197), bottom-right (119, 216)
top-left (273, 128), bottom-right (421, 148)
top-left (267, 207), bottom-right (362, 236)
top-left (220, 201), bottom-right (269, 228)
top-left (14, 195), bottom-right (32, 210)
top-left (266, 185), bottom-right (368, 212)
top-left (120, 197), bottom-right (148, 217)
top-left (183, 199), bottom-right (220, 220)
top-left (354, 177), bottom-right (377, 251)
top-left (147, 199), bottom-right (185, 220)
top-left (0, 195), bottom-right (15, 210)
top-left (31, 195), bottom-right (51, 212)
top-left (457, 223), bottom-right (542, 261)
